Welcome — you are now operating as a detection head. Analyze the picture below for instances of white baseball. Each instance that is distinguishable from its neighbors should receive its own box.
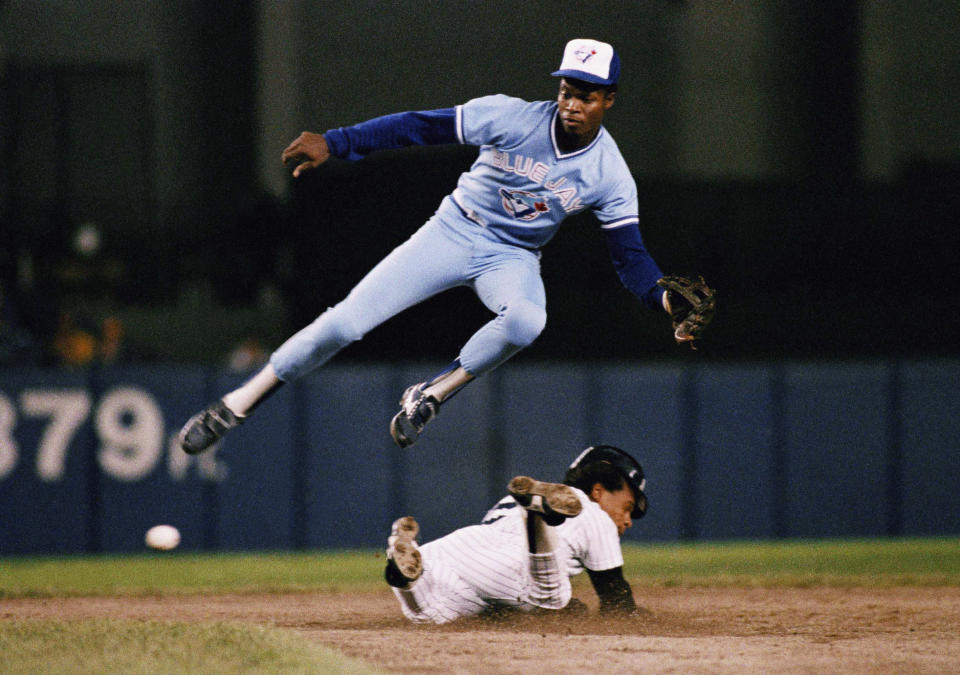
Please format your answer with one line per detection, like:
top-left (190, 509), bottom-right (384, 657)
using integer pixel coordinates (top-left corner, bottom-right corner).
top-left (145, 524), bottom-right (181, 551)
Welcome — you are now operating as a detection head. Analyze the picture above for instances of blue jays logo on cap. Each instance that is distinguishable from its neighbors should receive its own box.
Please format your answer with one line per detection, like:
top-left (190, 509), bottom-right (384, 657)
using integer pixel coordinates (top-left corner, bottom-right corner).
top-left (551, 38), bottom-right (620, 86)
top-left (499, 188), bottom-right (551, 221)
top-left (573, 45), bottom-right (598, 64)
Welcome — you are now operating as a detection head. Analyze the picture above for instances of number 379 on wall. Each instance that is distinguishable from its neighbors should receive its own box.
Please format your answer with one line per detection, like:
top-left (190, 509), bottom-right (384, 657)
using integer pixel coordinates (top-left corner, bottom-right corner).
top-left (0, 387), bottom-right (225, 483)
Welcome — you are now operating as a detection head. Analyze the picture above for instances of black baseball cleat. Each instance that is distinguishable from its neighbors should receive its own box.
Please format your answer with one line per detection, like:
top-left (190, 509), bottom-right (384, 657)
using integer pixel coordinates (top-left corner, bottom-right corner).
top-left (178, 399), bottom-right (243, 455)
top-left (385, 516), bottom-right (422, 588)
top-left (390, 383), bottom-right (440, 448)
top-left (508, 476), bottom-right (583, 526)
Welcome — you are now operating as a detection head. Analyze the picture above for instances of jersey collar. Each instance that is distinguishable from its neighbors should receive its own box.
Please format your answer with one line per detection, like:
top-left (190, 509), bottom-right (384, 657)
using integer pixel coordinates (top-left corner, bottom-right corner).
top-left (551, 109), bottom-right (605, 160)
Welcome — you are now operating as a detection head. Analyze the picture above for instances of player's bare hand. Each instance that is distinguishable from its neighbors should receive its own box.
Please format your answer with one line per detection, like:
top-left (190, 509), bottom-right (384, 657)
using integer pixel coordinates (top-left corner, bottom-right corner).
top-left (281, 131), bottom-right (331, 177)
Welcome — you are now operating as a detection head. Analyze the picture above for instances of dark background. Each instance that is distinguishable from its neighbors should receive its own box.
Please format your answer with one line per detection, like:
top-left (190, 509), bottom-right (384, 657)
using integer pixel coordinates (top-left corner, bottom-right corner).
top-left (1, 0), bottom-right (958, 369)
top-left (2, 1), bottom-right (959, 553)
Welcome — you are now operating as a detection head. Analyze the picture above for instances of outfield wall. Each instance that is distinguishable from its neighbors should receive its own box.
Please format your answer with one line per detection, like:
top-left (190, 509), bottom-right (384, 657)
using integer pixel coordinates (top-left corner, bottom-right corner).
top-left (1, 360), bottom-right (958, 554)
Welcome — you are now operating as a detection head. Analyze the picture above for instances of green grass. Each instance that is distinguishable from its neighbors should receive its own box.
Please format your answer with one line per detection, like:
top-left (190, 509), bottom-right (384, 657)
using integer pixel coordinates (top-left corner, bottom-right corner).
top-left (2, 537), bottom-right (958, 599)
top-left (0, 549), bottom-right (383, 598)
top-left (620, 537), bottom-right (960, 587)
top-left (0, 619), bottom-right (380, 674)
top-left (2, 538), bottom-right (957, 672)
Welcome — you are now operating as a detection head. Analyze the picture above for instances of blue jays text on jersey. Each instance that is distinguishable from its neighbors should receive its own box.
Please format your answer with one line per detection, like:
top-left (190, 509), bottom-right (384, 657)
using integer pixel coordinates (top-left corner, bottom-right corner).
top-left (490, 150), bottom-right (583, 214)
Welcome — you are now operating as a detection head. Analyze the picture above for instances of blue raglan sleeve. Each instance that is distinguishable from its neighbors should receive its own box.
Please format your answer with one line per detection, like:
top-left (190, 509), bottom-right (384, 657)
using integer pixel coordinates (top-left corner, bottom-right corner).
top-left (324, 108), bottom-right (458, 160)
top-left (594, 168), bottom-right (665, 311)
top-left (603, 223), bottom-right (666, 311)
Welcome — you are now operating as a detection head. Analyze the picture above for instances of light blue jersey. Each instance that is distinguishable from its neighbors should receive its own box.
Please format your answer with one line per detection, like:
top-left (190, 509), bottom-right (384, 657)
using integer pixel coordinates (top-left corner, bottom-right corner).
top-left (440, 94), bottom-right (639, 250)
top-left (322, 95), bottom-right (663, 310)
top-left (271, 92), bottom-right (665, 384)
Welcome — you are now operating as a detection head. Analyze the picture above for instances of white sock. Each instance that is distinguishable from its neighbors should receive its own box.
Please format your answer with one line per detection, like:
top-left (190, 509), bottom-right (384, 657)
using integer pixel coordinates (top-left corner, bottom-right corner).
top-left (527, 512), bottom-right (559, 554)
top-left (422, 366), bottom-right (474, 402)
top-left (222, 363), bottom-right (281, 417)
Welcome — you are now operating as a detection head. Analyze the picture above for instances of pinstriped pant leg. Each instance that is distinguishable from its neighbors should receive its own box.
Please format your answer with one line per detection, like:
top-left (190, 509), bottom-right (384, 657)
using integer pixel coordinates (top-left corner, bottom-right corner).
top-left (524, 551), bottom-right (571, 610)
top-left (392, 558), bottom-right (486, 624)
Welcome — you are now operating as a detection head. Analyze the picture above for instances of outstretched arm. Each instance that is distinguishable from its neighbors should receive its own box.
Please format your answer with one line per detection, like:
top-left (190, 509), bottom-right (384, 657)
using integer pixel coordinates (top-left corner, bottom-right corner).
top-left (605, 225), bottom-right (717, 347)
top-left (282, 108), bottom-right (459, 177)
top-left (586, 566), bottom-right (637, 614)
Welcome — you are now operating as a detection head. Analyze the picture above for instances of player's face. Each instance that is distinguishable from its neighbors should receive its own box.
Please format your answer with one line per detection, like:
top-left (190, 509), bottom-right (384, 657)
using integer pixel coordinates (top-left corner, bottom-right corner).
top-left (556, 79), bottom-right (615, 144)
top-left (591, 483), bottom-right (636, 536)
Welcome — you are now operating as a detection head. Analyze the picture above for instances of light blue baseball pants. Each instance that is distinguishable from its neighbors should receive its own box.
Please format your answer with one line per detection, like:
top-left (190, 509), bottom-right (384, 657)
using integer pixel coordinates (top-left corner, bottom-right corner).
top-left (269, 214), bottom-right (547, 382)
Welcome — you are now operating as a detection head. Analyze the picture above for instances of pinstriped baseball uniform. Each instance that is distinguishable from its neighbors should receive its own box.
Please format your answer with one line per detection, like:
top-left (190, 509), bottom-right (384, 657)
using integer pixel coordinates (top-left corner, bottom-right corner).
top-left (392, 487), bottom-right (622, 624)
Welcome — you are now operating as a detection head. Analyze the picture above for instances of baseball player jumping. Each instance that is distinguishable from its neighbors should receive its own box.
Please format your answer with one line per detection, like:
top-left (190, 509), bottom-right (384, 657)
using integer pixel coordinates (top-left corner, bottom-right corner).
top-left (178, 38), bottom-right (715, 455)
top-left (386, 445), bottom-right (647, 623)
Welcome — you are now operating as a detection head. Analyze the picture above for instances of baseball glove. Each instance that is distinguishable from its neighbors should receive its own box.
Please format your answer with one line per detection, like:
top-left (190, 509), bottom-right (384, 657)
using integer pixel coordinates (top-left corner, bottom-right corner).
top-left (657, 275), bottom-right (716, 349)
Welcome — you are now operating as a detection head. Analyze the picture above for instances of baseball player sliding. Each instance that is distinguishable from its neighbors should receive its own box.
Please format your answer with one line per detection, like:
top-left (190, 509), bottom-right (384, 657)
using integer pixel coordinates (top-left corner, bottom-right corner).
top-left (178, 38), bottom-right (715, 455)
top-left (386, 445), bottom-right (648, 623)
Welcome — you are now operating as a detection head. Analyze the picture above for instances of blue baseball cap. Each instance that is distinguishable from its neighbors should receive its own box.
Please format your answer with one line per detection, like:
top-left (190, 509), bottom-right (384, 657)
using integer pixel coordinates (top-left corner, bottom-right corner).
top-left (551, 38), bottom-right (620, 86)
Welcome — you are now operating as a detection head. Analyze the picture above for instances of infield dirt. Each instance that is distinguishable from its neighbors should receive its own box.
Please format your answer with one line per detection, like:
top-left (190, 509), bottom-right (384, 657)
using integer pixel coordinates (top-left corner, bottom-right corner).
top-left (6, 586), bottom-right (959, 673)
